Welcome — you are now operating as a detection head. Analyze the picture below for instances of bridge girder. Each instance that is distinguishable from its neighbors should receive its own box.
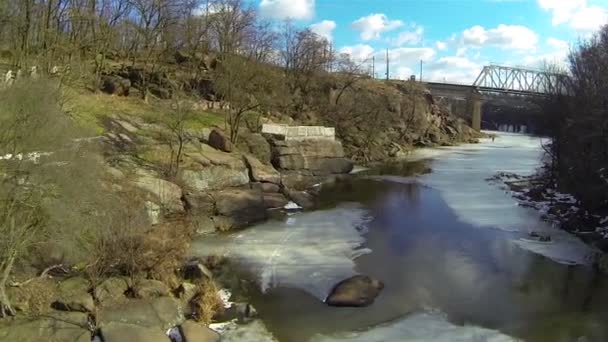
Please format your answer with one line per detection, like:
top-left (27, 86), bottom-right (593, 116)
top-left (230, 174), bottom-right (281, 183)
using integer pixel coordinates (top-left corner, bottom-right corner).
top-left (473, 65), bottom-right (569, 96)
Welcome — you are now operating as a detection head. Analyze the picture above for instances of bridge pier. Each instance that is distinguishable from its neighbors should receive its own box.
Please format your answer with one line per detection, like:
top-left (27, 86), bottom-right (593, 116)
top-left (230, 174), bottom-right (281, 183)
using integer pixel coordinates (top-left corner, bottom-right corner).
top-left (468, 91), bottom-right (482, 131)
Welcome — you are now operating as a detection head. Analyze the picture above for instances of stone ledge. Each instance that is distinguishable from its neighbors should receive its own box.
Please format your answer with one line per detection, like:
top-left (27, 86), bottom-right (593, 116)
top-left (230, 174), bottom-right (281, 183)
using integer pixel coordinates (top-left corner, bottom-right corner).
top-left (262, 124), bottom-right (335, 141)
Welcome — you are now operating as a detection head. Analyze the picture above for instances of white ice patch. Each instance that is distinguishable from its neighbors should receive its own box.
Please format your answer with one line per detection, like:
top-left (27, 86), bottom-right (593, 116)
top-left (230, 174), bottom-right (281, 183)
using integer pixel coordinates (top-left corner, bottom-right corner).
top-left (218, 288), bottom-right (233, 308)
top-left (284, 201), bottom-right (302, 210)
top-left (405, 132), bottom-right (594, 265)
top-left (311, 311), bottom-right (515, 342)
top-left (192, 204), bottom-right (372, 300)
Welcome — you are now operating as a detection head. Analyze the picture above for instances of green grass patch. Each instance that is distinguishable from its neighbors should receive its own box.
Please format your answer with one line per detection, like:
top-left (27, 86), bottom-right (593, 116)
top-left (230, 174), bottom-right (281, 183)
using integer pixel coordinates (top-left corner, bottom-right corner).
top-left (62, 87), bottom-right (227, 135)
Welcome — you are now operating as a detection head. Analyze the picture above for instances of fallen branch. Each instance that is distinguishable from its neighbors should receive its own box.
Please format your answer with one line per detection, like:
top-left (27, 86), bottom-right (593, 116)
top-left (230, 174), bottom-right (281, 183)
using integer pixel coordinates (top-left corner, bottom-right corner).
top-left (8, 264), bottom-right (65, 287)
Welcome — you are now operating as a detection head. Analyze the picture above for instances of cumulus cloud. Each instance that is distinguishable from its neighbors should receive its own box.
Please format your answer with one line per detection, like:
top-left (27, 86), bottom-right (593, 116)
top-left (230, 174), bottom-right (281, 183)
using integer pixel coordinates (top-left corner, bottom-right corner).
top-left (310, 20), bottom-right (337, 41)
top-left (352, 13), bottom-right (403, 41)
top-left (339, 44), bottom-right (375, 61)
top-left (424, 56), bottom-right (483, 83)
top-left (546, 37), bottom-right (569, 50)
top-left (391, 25), bottom-right (424, 46)
top-left (260, 0), bottom-right (314, 20)
top-left (458, 24), bottom-right (538, 50)
top-left (568, 6), bottom-right (608, 32)
top-left (436, 41), bottom-right (448, 50)
top-left (538, 0), bottom-right (607, 31)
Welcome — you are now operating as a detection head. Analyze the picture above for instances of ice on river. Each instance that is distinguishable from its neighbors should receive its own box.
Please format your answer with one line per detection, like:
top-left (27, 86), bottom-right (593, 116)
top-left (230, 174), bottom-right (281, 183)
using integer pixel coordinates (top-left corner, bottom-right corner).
top-left (397, 132), bottom-right (594, 265)
top-left (191, 203), bottom-right (372, 300)
top-left (311, 311), bottom-right (514, 342)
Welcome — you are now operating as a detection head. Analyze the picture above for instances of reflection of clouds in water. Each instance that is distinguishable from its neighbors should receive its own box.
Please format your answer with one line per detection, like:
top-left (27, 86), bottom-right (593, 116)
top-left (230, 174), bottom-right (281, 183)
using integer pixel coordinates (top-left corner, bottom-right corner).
top-left (192, 204), bottom-right (372, 300)
top-left (311, 311), bottom-right (515, 342)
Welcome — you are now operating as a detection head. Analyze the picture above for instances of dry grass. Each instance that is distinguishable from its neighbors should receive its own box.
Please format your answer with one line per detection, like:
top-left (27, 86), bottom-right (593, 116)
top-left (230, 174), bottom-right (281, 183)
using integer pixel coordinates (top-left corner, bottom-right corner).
top-left (6, 279), bottom-right (58, 317)
top-left (189, 279), bottom-right (225, 324)
top-left (143, 221), bottom-right (194, 289)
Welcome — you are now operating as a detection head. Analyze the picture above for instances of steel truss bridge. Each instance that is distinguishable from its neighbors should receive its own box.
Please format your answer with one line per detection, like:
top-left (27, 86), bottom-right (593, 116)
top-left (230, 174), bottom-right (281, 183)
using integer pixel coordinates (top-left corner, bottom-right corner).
top-left (424, 64), bottom-right (570, 130)
top-left (472, 65), bottom-right (570, 96)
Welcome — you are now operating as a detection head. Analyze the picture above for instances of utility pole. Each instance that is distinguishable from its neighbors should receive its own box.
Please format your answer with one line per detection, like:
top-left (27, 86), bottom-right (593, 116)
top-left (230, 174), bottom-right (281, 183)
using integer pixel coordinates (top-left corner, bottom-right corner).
top-left (385, 49), bottom-right (389, 80)
top-left (371, 56), bottom-right (375, 78)
top-left (420, 60), bottom-right (423, 82)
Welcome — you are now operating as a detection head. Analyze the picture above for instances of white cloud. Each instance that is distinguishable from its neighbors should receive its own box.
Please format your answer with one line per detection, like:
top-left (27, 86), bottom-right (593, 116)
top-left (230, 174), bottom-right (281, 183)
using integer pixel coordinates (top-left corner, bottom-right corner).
top-left (310, 20), bottom-right (337, 41)
top-left (396, 67), bottom-right (415, 80)
top-left (569, 6), bottom-right (607, 31)
top-left (546, 37), bottom-right (568, 50)
top-left (352, 13), bottom-right (404, 41)
top-left (391, 25), bottom-right (424, 46)
top-left (260, 0), bottom-right (314, 20)
top-left (424, 56), bottom-right (483, 83)
top-left (538, 0), bottom-right (586, 25)
top-left (458, 24), bottom-right (538, 50)
top-left (386, 47), bottom-right (436, 65)
top-left (339, 44), bottom-right (375, 61)
top-left (538, 0), bottom-right (607, 31)
top-left (436, 41), bottom-right (448, 50)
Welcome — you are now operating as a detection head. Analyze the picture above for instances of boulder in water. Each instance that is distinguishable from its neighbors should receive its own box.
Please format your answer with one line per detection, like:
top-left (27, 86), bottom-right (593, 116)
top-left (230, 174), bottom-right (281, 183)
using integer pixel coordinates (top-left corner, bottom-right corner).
top-left (325, 275), bottom-right (384, 307)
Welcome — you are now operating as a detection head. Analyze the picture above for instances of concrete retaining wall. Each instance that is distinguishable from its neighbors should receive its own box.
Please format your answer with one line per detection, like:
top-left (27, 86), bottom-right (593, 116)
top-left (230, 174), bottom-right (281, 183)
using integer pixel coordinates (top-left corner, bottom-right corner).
top-left (262, 124), bottom-right (335, 141)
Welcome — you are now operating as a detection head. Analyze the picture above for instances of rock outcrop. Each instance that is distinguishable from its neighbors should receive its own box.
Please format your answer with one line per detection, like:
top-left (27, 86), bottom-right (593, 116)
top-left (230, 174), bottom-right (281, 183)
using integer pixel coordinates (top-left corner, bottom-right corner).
top-left (243, 154), bottom-right (281, 185)
top-left (0, 312), bottom-right (91, 342)
top-left (325, 275), bottom-right (384, 307)
top-left (52, 277), bottom-right (95, 313)
top-left (212, 188), bottom-right (267, 230)
top-left (133, 176), bottom-right (185, 214)
top-left (181, 144), bottom-right (249, 192)
top-left (270, 139), bottom-right (353, 176)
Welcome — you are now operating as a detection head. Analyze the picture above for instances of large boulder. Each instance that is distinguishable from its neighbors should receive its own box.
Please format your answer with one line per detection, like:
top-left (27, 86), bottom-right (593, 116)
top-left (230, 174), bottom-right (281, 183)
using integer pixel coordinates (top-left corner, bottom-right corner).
top-left (134, 176), bottom-right (184, 214)
top-left (133, 279), bottom-right (170, 299)
top-left (263, 193), bottom-right (289, 209)
top-left (53, 277), bottom-right (95, 313)
top-left (0, 311), bottom-right (90, 342)
top-left (244, 154), bottom-right (280, 184)
top-left (238, 133), bottom-right (272, 164)
top-left (270, 139), bottom-right (353, 176)
top-left (208, 129), bottom-right (233, 152)
top-left (100, 322), bottom-right (169, 342)
top-left (213, 188), bottom-right (267, 230)
top-left (181, 145), bottom-right (250, 192)
top-left (94, 277), bottom-right (130, 306)
top-left (280, 171), bottom-right (325, 191)
top-left (325, 275), bottom-right (384, 307)
top-left (98, 297), bottom-right (185, 331)
top-left (287, 190), bottom-right (315, 209)
top-left (101, 75), bottom-right (131, 96)
top-left (180, 321), bottom-right (220, 342)
top-left (183, 191), bottom-right (216, 216)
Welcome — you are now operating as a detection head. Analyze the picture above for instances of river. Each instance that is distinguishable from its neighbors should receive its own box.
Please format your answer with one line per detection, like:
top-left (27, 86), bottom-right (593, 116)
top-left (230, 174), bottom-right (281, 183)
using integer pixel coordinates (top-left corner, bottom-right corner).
top-left (192, 132), bottom-right (608, 342)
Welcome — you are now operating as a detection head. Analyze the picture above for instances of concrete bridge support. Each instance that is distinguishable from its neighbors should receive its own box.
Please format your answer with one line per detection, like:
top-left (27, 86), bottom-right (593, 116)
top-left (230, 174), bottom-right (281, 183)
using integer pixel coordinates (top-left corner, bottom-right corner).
top-left (468, 91), bottom-right (482, 131)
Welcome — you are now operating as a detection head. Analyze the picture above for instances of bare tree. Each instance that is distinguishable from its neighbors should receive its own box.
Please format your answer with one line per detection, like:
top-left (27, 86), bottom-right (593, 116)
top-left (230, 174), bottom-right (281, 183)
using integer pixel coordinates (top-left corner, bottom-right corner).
top-left (214, 55), bottom-right (278, 143)
top-left (0, 79), bottom-right (74, 316)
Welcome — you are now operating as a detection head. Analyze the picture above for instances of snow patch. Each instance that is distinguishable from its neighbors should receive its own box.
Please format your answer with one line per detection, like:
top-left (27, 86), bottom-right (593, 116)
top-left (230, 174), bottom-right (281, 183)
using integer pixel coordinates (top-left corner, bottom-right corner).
top-left (284, 201), bottom-right (302, 210)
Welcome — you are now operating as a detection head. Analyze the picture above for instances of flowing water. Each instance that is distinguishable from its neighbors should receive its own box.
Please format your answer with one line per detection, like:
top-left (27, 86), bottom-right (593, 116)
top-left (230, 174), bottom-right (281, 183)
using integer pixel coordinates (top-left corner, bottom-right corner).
top-left (192, 132), bottom-right (608, 342)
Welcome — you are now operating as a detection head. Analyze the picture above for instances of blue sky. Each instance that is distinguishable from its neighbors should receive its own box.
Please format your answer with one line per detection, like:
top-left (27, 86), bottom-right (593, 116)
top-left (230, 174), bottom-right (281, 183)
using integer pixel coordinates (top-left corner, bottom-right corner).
top-left (257, 0), bottom-right (608, 82)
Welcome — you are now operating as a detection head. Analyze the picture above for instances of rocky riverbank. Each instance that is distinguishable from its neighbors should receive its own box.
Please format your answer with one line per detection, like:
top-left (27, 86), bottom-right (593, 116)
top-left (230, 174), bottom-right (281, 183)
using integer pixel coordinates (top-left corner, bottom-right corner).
top-left (488, 172), bottom-right (608, 266)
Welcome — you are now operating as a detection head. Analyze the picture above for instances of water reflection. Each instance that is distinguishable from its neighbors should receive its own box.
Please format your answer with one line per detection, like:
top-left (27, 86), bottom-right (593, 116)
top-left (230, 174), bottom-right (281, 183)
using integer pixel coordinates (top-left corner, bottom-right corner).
top-left (251, 178), bottom-right (608, 342)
